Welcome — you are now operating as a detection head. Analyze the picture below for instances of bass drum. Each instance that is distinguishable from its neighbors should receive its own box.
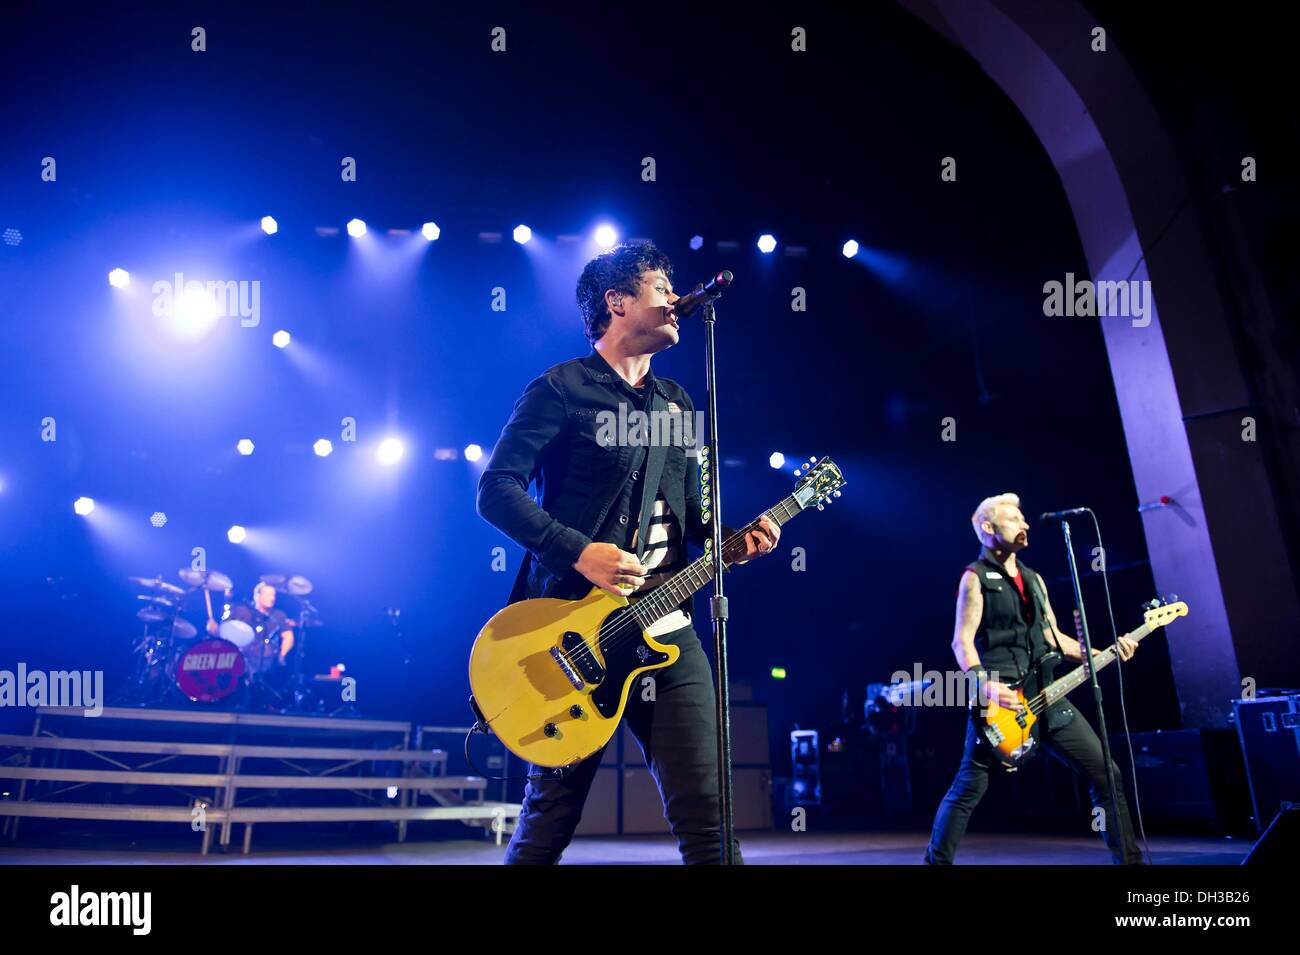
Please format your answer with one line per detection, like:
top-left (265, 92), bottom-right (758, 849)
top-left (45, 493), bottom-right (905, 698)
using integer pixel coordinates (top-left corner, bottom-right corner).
top-left (175, 638), bottom-right (247, 702)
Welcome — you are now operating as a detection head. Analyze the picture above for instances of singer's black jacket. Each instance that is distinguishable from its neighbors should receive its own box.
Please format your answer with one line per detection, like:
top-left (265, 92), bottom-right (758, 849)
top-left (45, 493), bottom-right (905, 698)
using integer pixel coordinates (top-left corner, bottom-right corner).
top-left (477, 349), bottom-right (724, 608)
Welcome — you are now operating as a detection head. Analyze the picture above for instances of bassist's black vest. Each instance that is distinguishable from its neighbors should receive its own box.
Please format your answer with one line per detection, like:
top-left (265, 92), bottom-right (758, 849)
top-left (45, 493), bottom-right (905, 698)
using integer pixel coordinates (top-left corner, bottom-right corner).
top-left (966, 547), bottom-right (1054, 684)
top-left (966, 546), bottom-right (1075, 729)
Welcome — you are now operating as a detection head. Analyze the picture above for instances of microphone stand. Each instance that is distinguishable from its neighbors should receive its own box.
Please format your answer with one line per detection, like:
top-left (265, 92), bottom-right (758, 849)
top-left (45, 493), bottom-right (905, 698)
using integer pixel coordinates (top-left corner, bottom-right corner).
top-left (1054, 517), bottom-right (1122, 839)
top-left (700, 298), bottom-right (737, 865)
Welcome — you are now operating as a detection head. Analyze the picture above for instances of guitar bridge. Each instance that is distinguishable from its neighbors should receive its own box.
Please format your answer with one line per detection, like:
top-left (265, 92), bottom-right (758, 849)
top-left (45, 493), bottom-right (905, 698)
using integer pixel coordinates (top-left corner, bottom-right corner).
top-left (549, 646), bottom-right (585, 690)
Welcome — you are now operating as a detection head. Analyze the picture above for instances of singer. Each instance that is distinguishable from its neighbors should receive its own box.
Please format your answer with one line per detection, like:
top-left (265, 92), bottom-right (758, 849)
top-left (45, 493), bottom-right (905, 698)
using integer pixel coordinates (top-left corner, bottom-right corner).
top-left (476, 240), bottom-right (779, 864)
top-left (924, 492), bottom-right (1144, 864)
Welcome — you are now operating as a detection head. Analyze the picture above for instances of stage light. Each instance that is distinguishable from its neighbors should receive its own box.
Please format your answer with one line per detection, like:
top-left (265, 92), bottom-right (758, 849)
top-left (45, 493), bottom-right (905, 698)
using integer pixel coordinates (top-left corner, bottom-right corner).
top-left (421, 222), bottom-right (440, 241)
top-left (463, 443), bottom-right (483, 462)
top-left (377, 437), bottom-right (405, 466)
top-left (842, 239), bottom-right (860, 258)
top-left (689, 235), bottom-right (704, 251)
top-left (150, 512), bottom-right (167, 528)
top-left (227, 525), bottom-right (247, 544)
top-left (771, 667), bottom-right (787, 680)
top-left (347, 218), bottom-right (367, 237)
top-left (313, 439), bottom-right (333, 457)
top-left (594, 225), bottom-right (617, 248)
top-left (512, 224), bottom-right (532, 245)
top-left (769, 452), bottom-right (786, 470)
top-left (386, 786), bottom-right (399, 799)
top-left (260, 216), bottom-right (278, 235)
top-left (237, 439), bottom-right (255, 456)
top-left (108, 268), bottom-right (130, 288)
top-left (272, 330), bottom-right (291, 348)
top-left (757, 234), bottom-right (777, 254)
top-left (173, 286), bottom-right (218, 332)
top-left (73, 497), bottom-right (95, 516)
top-left (3, 229), bottom-right (22, 246)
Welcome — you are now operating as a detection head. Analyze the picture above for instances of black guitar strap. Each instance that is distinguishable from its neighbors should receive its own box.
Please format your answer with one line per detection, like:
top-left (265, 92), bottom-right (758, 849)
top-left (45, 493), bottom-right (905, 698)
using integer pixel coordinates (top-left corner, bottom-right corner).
top-left (634, 387), bottom-right (668, 563)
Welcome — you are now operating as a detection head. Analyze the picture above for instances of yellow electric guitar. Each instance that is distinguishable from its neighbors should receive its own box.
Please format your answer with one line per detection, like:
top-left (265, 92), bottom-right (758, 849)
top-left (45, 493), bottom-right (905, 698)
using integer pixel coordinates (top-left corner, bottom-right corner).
top-left (978, 598), bottom-right (1189, 766)
top-left (468, 456), bottom-right (846, 768)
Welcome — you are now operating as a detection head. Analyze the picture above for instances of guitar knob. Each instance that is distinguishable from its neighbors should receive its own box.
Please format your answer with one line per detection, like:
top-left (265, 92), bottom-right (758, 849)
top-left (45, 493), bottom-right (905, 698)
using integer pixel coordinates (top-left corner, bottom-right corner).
top-left (569, 704), bottom-right (584, 719)
top-left (543, 723), bottom-right (559, 737)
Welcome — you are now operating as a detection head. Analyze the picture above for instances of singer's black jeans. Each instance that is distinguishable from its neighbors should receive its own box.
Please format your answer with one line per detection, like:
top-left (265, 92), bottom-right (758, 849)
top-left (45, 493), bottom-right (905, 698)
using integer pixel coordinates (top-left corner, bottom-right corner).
top-left (504, 623), bottom-right (742, 865)
top-left (925, 708), bottom-right (1144, 864)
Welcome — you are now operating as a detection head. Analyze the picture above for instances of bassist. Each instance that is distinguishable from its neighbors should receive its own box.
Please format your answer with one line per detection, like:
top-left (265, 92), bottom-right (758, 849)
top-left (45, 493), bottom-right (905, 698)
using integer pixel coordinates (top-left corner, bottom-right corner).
top-left (924, 492), bottom-right (1144, 864)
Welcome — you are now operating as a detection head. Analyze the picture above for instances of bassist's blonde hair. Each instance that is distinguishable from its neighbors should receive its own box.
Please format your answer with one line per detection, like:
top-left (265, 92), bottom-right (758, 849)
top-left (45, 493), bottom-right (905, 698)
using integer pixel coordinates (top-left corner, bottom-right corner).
top-left (972, 492), bottom-right (1021, 540)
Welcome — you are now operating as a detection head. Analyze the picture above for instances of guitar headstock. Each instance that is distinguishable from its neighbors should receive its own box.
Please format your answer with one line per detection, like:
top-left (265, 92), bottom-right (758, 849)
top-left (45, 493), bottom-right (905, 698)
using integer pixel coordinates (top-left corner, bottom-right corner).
top-left (792, 456), bottom-right (846, 512)
top-left (1142, 597), bottom-right (1189, 630)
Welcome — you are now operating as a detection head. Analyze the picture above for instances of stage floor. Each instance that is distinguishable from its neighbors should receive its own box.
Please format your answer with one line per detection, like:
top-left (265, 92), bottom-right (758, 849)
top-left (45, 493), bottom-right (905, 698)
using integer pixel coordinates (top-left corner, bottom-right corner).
top-left (0, 830), bottom-right (1250, 865)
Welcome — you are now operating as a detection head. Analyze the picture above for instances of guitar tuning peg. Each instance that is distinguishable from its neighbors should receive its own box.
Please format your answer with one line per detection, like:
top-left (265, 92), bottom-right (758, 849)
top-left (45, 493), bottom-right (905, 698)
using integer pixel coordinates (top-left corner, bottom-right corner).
top-left (817, 503), bottom-right (825, 511)
top-left (808, 456), bottom-right (816, 464)
top-left (833, 490), bottom-right (841, 498)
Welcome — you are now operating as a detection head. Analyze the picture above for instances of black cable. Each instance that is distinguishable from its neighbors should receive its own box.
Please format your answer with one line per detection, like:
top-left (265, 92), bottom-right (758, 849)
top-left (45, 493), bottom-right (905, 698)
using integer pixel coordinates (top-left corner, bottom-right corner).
top-left (1087, 509), bottom-right (1154, 865)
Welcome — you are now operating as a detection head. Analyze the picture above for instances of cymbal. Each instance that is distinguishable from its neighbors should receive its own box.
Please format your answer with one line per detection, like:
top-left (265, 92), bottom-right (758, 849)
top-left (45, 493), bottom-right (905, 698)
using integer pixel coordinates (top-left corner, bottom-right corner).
top-left (136, 606), bottom-right (168, 623)
top-left (178, 569), bottom-right (233, 592)
top-left (136, 594), bottom-right (179, 607)
top-left (171, 618), bottom-right (197, 640)
top-left (286, 575), bottom-right (313, 596)
top-left (260, 573), bottom-right (313, 596)
top-left (129, 576), bottom-right (185, 596)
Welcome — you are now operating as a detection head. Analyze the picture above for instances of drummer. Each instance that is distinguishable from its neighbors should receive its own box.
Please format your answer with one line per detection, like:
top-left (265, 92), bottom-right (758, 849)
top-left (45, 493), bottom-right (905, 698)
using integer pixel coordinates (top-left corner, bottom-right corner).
top-left (206, 581), bottom-right (295, 662)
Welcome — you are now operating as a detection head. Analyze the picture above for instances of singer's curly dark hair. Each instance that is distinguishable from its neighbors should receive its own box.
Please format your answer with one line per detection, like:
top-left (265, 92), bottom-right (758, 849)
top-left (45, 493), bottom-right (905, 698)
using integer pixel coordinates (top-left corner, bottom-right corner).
top-left (576, 240), bottom-right (674, 344)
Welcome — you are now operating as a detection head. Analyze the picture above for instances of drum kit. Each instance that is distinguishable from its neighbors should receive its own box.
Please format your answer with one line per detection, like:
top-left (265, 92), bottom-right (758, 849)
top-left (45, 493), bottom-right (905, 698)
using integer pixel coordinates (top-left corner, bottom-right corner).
top-left (121, 569), bottom-right (323, 711)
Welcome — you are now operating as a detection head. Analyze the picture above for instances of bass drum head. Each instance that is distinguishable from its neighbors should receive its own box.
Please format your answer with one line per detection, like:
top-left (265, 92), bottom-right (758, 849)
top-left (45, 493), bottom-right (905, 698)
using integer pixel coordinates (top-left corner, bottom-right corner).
top-left (219, 618), bottom-right (255, 648)
top-left (175, 638), bottom-right (246, 702)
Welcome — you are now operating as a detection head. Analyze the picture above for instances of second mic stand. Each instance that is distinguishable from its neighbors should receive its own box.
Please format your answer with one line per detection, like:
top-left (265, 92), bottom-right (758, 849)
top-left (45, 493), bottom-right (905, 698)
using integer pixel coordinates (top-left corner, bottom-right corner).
top-left (1055, 517), bottom-right (1122, 840)
top-left (700, 299), bottom-right (737, 865)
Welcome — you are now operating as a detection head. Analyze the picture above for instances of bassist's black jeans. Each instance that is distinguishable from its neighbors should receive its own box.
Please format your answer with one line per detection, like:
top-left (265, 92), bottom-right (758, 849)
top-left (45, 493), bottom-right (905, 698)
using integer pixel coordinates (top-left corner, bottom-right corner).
top-left (925, 708), bottom-right (1144, 864)
top-left (504, 623), bottom-right (742, 865)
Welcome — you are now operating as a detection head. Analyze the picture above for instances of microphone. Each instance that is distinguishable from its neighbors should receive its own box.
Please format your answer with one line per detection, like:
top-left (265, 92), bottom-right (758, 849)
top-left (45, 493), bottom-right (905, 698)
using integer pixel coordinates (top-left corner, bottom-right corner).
top-left (1039, 507), bottom-right (1090, 521)
top-left (672, 270), bottom-right (733, 318)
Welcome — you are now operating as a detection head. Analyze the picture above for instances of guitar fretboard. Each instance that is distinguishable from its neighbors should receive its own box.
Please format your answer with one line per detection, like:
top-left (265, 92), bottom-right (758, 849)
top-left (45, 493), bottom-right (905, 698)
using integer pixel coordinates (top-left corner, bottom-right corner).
top-left (1041, 622), bottom-right (1153, 707)
top-left (629, 493), bottom-right (802, 629)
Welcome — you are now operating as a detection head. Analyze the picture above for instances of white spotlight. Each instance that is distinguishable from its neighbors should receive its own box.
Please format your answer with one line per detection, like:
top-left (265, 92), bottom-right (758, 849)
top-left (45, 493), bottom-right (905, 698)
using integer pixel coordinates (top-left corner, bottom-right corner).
top-left (227, 525), bottom-right (247, 544)
top-left (463, 443), bottom-right (483, 462)
top-left (261, 216), bottom-right (279, 235)
top-left (512, 224), bottom-right (532, 245)
top-left (594, 225), bottom-right (617, 248)
top-left (108, 268), bottom-right (130, 288)
top-left (422, 222), bottom-right (440, 241)
top-left (757, 234), bottom-right (777, 254)
top-left (377, 438), bottom-right (405, 466)
top-left (842, 239), bottom-right (860, 258)
top-left (347, 218), bottom-right (367, 237)
top-left (272, 330), bottom-right (291, 348)
top-left (73, 496), bottom-right (95, 516)
top-left (237, 439), bottom-right (255, 456)
top-left (313, 439), bottom-right (333, 457)
top-left (769, 452), bottom-right (786, 470)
